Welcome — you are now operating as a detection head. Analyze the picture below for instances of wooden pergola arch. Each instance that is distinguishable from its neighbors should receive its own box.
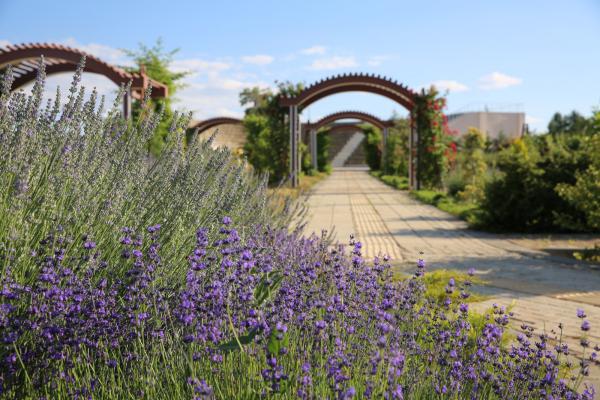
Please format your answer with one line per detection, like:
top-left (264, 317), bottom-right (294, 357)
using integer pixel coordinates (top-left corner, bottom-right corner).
top-left (0, 42), bottom-right (169, 118)
top-left (190, 117), bottom-right (243, 133)
top-left (279, 73), bottom-right (419, 188)
top-left (303, 110), bottom-right (395, 171)
top-left (305, 110), bottom-right (393, 132)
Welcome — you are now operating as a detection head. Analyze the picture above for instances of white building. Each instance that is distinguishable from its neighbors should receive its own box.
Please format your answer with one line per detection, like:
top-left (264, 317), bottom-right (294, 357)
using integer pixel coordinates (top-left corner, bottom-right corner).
top-left (447, 111), bottom-right (526, 139)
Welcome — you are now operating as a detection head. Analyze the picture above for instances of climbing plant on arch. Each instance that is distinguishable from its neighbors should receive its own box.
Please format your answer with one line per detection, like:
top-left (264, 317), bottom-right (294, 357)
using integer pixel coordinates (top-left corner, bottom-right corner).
top-left (411, 87), bottom-right (458, 188)
top-left (279, 73), bottom-right (454, 189)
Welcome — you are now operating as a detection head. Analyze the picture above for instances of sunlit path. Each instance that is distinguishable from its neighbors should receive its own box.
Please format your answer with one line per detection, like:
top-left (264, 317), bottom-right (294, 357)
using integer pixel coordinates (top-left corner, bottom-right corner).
top-left (305, 168), bottom-right (600, 385)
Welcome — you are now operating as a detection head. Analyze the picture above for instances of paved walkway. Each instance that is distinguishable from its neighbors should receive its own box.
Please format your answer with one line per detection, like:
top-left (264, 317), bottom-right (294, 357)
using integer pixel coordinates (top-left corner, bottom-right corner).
top-left (305, 168), bottom-right (600, 385)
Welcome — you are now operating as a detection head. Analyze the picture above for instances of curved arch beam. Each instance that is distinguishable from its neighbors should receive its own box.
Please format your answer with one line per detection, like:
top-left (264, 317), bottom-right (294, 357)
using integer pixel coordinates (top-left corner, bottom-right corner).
top-left (191, 117), bottom-right (243, 133)
top-left (0, 43), bottom-right (168, 99)
top-left (305, 110), bottom-right (394, 132)
top-left (280, 74), bottom-right (416, 111)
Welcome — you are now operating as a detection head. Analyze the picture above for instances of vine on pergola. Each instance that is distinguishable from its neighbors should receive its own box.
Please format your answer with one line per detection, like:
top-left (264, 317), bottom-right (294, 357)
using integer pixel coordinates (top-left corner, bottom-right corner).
top-left (411, 88), bottom-right (457, 188)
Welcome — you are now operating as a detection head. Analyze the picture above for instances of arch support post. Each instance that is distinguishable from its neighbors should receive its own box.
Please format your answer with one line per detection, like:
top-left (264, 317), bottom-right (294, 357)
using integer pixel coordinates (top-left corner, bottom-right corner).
top-left (289, 105), bottom-right (300, 187)
top-left (310, 129), bottom-right (318, 171)
top-left (123, 86), bottom-right (132, 119)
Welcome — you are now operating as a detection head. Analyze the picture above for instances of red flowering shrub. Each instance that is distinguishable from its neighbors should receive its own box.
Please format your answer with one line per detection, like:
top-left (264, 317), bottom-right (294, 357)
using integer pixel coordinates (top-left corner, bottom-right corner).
top-left (412, 88), bottom-right (457, 188)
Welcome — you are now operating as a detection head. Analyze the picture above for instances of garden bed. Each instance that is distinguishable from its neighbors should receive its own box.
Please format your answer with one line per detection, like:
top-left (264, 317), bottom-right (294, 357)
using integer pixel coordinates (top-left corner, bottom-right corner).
top-left (0, 66), bottom-right (597, 400)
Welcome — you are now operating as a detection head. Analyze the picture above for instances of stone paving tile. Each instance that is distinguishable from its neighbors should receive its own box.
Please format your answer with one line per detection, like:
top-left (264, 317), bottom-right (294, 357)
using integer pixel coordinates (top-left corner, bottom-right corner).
top-left (304, 169), bottom-right (600, 386)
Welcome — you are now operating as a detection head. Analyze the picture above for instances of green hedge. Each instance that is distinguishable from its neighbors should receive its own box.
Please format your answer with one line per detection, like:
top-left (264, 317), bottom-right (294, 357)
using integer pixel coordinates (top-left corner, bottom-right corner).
top-left (478, 135), bottom-right (591, 232)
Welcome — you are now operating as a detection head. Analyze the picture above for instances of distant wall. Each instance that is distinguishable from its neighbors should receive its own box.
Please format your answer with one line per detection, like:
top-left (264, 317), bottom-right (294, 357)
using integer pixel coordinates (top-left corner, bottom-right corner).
top-left (447, 112), bottom-right (525, 139)
top-left (192, 122), bottom-right (247, 151)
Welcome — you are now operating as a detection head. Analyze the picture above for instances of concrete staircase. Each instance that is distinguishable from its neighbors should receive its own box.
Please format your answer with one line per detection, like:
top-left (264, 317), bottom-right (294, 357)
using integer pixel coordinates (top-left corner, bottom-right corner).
top-left (344, 136), bottom-right (366, 166)
top-left (331, 132), bottom-right (365, 168)
top-left (326, 131), bottom-right (355, 164)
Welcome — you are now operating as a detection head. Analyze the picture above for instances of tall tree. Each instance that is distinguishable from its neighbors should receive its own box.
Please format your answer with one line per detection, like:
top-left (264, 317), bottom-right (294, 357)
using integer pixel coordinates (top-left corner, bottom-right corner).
top-left (547, 110), bottom-right (592, 135)
top-left (123, 38), bottom-right (189, 154)
top-left (240, 82), bottom-right (304, 183)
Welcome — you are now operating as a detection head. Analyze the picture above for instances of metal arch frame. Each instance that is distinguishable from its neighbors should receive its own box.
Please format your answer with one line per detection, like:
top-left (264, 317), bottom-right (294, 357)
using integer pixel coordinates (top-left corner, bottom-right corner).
top-left (303, 111), bottom-right (395, 171)
top-left (0, 42), bottom-right (169, 117)
top-left (279, 73), bottom-right (418, 188)
top-left (190, 117), bottom-right (243, 133)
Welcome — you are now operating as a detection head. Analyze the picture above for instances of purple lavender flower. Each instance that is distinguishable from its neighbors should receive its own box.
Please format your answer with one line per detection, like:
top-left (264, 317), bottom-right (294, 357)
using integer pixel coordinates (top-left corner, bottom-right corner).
top-left (581, 320), bottom-right (591, 331)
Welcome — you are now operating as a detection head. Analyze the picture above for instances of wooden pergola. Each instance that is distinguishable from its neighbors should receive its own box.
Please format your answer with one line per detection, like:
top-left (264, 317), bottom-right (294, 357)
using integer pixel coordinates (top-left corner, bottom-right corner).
top-left (0, 42), bottom-right (169, 118)
top-left (304, 110), bottom-right (395, 171)
top-left (280, 73), bottom-right (419, 188)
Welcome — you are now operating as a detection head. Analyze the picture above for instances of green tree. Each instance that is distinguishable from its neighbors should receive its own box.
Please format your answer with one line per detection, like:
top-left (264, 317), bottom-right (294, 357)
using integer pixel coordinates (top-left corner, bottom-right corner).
top-left (316, 128), bottom-right (331, 173)
top-left (382, 116), bottom-right (410, 176)
top-left (123, 39), bottom-right (189, 155)
top-left (461, 128), bottom-right (487, 184)
top-left (480, 135), bottom-right (589, 232)
top-left (556, 133), bottom-right (600, 231)
top-left (457, 127), bottom-right (487, 202)
top-left (240, 82), bottom-right (304, 183)
top-left (412, 87), bottom-right (453, 188)
top-left (362, 124), bottom-right (382, 171)
top-left (547, 110), bottom-right (592, 135)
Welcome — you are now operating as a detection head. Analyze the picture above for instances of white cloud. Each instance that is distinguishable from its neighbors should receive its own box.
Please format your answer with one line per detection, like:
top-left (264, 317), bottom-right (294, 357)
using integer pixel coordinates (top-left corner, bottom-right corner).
top-left (176, 70), bottom-right (272, 119)
top-left (308, 56), bottom-right (358, 70)
top-left (241, 54), bottom-right (274, 65)
top-left (430, 80), bottom-right (469, 93)
top-left (478, 72), bottom-right (522, 90)
top-left (366, 55), bottom-right (391, 67)
top-left (300, 45), bottom-right (326, 55)
top-left (0, 39), bottom-right (10, 48)
top-left (171, 58), bottom-right (231, 75)
top-left (526, 115), bottom-right (540, 124)
top-left (62, 38), bottom-right (131, 67)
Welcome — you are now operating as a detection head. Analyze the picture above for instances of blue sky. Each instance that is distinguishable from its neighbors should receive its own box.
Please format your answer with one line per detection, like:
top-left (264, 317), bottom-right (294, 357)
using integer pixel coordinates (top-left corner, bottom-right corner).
top-left (1, 0), bottom-right (599, 131)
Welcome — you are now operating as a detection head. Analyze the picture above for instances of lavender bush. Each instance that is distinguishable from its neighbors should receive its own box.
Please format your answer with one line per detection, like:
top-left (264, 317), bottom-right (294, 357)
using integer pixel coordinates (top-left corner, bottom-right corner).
top-left (0, 218), bottom-right (596, 399)
top-left (0, 60), bottom-right (299, 283)
top-left (0, 63), bottom-right (596, 399)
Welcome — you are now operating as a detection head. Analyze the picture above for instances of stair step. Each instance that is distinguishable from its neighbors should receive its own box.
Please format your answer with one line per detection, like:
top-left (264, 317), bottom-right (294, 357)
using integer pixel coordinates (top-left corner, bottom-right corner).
top-left (332, 132), bottom-right (365, 167)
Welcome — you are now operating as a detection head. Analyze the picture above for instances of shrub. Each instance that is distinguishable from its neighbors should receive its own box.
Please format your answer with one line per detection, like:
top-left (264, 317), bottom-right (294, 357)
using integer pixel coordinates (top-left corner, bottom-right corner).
top-left (460, 128), bottom-right (487, 185)
top-left (240, 83), bottom-right (304, 183)
top-left (316, 129), bottom-right (331, 172)
top-left (380, 175), bottom-right (409, 190)
top-left (0, 63), bottom-right (297, 283)
top-left (411, 87), bottom-right (456, 189)
top-left (122, 39), bottom-right (189, 155)
top-left (410, 190), bottom-right (480, 222)
top-left (555, 133), bottom-right (600, 231)
top-left (479, 135), bottom-right (590, 232)
top-left (382, 117), bottom-right (410, 176)
top-left (362, 124), bottom-right (382, 170)
top-left (445, 169), bottom-right (466, 198)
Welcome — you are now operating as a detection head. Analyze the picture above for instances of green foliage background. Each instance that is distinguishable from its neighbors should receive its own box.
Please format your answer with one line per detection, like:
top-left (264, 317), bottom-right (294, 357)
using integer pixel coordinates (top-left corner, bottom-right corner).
top-left (362, 124), bottom-right (382, 171)
top-left (240, 83), bottom-right (304, 183)
top-left (122, 39), bottom-right (188, 155)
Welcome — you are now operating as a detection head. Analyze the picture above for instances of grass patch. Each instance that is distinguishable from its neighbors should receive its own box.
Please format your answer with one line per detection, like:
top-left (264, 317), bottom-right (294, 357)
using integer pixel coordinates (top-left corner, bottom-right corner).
top-left (270, 171), bottom-right (330, 199)
top-left (370, 171), bottom-right (409, 190)
top-left (394, 268), bottom-right (488, 303)
top-left (573, 245), bottom-right (600, 263)
top-left (410, 189), bottom-right (482, 224)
